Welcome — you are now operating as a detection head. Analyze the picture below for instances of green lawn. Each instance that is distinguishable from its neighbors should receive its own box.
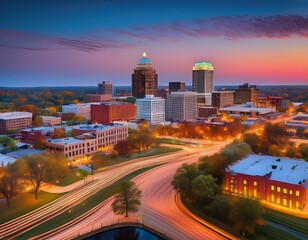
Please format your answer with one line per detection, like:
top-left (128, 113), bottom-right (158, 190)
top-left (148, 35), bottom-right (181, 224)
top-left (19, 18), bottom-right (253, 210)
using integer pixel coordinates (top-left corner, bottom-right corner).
top-left (96, 147), bottom-right (182, 170)
top-left (254, 225), bottom-right (301, 240)
top-left (0, 191), bottom-right (64, 224)
top-left (15, 165), bottom-right (161, 239)
top-left (182, 196), bottom-right (306, 240)
top-left (55, 169), bottom-right (87, 186)
top-left (263, 207), bottom-right (308, 236)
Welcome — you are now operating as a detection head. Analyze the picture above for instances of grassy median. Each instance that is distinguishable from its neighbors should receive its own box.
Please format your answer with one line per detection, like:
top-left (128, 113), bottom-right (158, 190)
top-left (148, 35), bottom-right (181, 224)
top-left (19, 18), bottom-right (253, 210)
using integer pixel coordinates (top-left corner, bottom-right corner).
top-left (0, 191), bottom-right (64, 224)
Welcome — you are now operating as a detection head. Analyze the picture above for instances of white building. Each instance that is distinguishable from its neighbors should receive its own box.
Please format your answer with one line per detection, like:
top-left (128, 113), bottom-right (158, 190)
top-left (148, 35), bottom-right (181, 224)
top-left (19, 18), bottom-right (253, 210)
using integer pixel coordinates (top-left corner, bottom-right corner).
top-left (136, 95), bottom-right (165, 125)
top-left (41, 116), bottom-right (62, 126)
top-left (62, 103), bottom-right (91, 120)
top-left (166, 92), bottom-right (197, 122)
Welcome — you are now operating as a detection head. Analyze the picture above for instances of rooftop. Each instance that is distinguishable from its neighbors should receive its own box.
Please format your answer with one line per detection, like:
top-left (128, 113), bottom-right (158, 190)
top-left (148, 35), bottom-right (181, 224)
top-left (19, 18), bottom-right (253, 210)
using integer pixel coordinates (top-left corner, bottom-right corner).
top-left (137, 52), bottom-right (152, 65)
top-left (219, 104), bottom-right (275, 114)
top-left (0, 112), bottom-right (32, 120)
top-left (47, 137), bottom-right (84, 145)
top-left (73, 124), bottom-right (119, 131)
top-left (193, 61), bottom-right (213, 71)
top-left (227, 154), bottom-right (308, 187)
top-left (0, 153), bottom-right (15, 166)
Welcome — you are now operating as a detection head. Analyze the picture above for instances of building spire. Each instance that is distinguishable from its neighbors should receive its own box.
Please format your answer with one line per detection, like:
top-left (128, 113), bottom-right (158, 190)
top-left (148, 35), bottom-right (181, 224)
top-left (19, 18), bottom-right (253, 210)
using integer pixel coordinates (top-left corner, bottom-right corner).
top-left (142, 52), bottom-right (147, 57)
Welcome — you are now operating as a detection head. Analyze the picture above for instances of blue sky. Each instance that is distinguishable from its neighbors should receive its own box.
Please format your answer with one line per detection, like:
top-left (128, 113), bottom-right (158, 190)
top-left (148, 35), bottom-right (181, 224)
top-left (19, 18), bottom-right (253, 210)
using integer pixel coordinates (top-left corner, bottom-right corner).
top-left (0, 0), bottom-right (308, 86)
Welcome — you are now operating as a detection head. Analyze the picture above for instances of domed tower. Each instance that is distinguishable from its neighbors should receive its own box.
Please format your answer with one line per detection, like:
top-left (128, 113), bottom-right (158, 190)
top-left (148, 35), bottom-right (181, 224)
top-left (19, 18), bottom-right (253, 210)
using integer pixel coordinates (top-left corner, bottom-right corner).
top-left (132, 52), bottom-right (158, 98)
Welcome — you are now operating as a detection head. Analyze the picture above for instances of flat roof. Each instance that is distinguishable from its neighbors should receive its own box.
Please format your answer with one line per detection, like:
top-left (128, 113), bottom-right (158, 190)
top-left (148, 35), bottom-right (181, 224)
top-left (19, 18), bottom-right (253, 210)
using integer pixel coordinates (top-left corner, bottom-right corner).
top-left (0, 112), bottom-right (32, 120)
top-left (73, 124), bottom-right (120, 131)
top-left (0, 153), bottom-right (16, 166)
top-left (220, 104), bottom-right (275, 114)
top-left (6, 149), bottom-right (44, 159)
top-left (47, 137), bottom-right (84, 145)
top-left (41, 116), bottom-right (61, 119)
top-left (227, 154), bottom-right (308, 187)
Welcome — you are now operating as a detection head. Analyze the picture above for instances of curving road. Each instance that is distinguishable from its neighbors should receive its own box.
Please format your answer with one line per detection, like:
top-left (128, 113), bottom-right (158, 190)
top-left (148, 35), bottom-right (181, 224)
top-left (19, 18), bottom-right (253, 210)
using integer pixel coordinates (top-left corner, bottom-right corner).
top-left (42, 142), bottom-right (235, 240)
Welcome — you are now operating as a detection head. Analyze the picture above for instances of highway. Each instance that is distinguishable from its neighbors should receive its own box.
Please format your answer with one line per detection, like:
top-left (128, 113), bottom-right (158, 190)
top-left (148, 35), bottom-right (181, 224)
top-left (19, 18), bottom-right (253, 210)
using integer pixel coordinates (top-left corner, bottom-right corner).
top-left (33, 141), bottom-right (235, 240)
top-left (0, 149), bottom-right (190, 239)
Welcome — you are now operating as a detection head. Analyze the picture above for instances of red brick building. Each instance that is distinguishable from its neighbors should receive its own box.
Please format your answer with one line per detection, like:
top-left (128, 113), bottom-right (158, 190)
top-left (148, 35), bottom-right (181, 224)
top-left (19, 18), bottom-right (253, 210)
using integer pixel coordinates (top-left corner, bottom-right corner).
top-left (86, 94), bottom-right (112, 103)
top-left (91, 102), bottom-right (136, 124)
top-left (255, 96), bottom-right (282, 110)
top-left (224, 154), bottom-right (308, 211)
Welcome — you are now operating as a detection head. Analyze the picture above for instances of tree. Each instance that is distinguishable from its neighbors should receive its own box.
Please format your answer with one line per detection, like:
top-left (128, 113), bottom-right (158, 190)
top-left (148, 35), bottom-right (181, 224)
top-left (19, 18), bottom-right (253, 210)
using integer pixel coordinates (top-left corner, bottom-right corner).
top-left (44, 153), bottom-right (70, 183)
top-left (54, 128), bottom-right (66, 139)
top-left (33, 136), bottom-right (46, 150)
top-left (0, 137), bottom-right (17, 153)
top-left (298, 143), bottom-right (308, 161)
top-left (33, 116), bottom-right (44, 127)
top-left (191, 175), bottom-right (220, 204)
top-left (268, 144), bottom-right (281, 156)
top-left (229, 197), bottom-right (265, 236)
top-left (0, 160), bottom-right (25, 208)
top-left (243, 133), bottom-right (261, 153)
top-left (111, 180), bottom-right (142, 217)
top-left (23, 154), bottom-right (47, 199)
top-left (114, 140), bottom-right (131, 156)
top-left (172, 163), bottom-right (199, 198)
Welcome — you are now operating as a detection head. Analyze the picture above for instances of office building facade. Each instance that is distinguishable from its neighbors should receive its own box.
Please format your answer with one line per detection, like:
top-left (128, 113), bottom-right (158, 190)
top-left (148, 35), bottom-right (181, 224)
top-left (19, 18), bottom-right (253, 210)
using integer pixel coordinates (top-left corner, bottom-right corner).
top-left (234, 83), bottom-right (260, 104)
top-left (98, 81), bottom-right (113, 95)
top-left (169, 82), bottom-right (186, 93)
top-left (192, 61), bottom-right (214, 93)
top-left (166, 92), bottom-right (197, 122)
top-left (212, 91), bottom-right (235, 109)
top-left (132, 52), bottom-right (158, 98)
top-left (0, 112), bottom-right (32, 133)
top-left (136, 95), bottom-right (165, 125)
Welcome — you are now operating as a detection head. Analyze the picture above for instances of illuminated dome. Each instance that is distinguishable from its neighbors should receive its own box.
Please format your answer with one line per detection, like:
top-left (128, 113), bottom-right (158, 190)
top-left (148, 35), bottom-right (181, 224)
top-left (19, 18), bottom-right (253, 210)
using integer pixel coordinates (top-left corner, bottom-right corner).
top-left (138, 52), bottom-right (152, 65)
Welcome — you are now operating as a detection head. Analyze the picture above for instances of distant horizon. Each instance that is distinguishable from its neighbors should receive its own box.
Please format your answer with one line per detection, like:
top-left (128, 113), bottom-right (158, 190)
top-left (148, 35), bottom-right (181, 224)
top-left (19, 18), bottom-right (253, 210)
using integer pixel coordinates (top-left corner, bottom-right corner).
top-left (1, 83), bottom-right (308, 88)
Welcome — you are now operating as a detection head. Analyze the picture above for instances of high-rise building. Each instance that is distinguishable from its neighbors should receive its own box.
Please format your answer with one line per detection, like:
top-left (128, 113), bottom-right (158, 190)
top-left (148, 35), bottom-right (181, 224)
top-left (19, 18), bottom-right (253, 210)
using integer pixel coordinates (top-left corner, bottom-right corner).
top-left (169, 82), bottom-right (186, 93)
top-left (132, 52), bottom-right (158, 98)
top-left (234, 83), bottom-right (260, 104)
top-left (136, 95), bottom-right (165, 125)
top-left (98, 81), bottom-right (113, 95)
top-left (166, 92), bottom-right (197, 122)
top-left (192, 61), bottom-right (214, 93)
top-left (212, 91), bottom-right (235, 109)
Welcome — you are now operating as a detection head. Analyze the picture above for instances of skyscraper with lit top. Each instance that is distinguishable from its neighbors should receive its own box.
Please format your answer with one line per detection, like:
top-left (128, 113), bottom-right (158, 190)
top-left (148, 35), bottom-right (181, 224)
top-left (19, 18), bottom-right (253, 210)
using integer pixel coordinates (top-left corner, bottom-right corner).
top-left (192, 61), bottom-right (214, 93)
top-left (132, 52), bottom-right (158, 98)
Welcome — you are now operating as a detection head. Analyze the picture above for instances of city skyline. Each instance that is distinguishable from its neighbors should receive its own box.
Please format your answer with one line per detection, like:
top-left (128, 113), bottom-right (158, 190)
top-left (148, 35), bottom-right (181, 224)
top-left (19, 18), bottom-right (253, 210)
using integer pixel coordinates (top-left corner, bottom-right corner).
top-left (1, 0), bottom-right (308, 87)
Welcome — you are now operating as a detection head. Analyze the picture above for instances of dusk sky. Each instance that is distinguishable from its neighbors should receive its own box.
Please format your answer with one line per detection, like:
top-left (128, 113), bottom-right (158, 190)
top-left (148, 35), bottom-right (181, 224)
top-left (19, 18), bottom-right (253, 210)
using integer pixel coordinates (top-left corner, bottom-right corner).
top-left (1, 0), bottom-right (308, 87)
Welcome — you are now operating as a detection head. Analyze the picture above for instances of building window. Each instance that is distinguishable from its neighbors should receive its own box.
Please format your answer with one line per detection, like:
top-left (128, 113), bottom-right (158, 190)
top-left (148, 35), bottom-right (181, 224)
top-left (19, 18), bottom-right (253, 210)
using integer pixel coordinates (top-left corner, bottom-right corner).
top-left (289, 200), bottom-right (292, 208)
top-left (243, 180), bottom-right (247, 185)
top-left (243, 186), bottom-right (247, 196)
top-left (253, 189), bottom-right (257, 197)
top-left (290, 190), bottom-right (293, 195)
top-left (271, 185), bottom-right (275, 191)
top-left (296, 191), bottom-right (300, 196)
top-left (277, 187), bottom-right (281, 192)
top-left (296, 201), bottom-right (299, 208)
top-left (283, 199), bottom-right (287, 206)
top-left (253, 181), bottom-right (257, 186)
top-left (277, 197), bottom-right (280, 204)
top-left (271, 194), bottom-right (274, 202)
top-left (283, 188), bottom-right (288, 194)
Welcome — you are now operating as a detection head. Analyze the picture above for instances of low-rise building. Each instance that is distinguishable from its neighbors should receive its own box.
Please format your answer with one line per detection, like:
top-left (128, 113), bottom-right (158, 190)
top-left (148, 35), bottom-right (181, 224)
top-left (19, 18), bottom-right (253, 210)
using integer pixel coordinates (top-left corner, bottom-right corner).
top-left (212, 91), bottom-right (234, 109)
top-left (234, 83), bottom-right (260, 104)
top-left (219, 104), bottom-right (275, 117)
top-left (41, 116), bottom-right (62, 126)
top-left (62, 103), bottom-right (91, 120)
top-left (136, 95), bottom-right (165, 125)
top-left (255, 96), bottom-right (282, 110)
top-left (86, 94), bottom-right (113, 103)
top-left (224, 154), bottom-right (308, 211)
top-left (91, 102), bottom-right (136, 124)
top-left (0, 112), bottom-right (32, 133)
top-left (46, 124), bottom-right (128, 161)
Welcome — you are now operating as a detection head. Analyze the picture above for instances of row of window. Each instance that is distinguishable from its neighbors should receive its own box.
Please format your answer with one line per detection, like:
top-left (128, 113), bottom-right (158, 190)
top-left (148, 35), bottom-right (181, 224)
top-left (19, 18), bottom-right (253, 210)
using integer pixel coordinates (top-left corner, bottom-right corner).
top-left (270, 195), bottom-right (300, 208)
top-left (271, 186), bottom-right (300, 196)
